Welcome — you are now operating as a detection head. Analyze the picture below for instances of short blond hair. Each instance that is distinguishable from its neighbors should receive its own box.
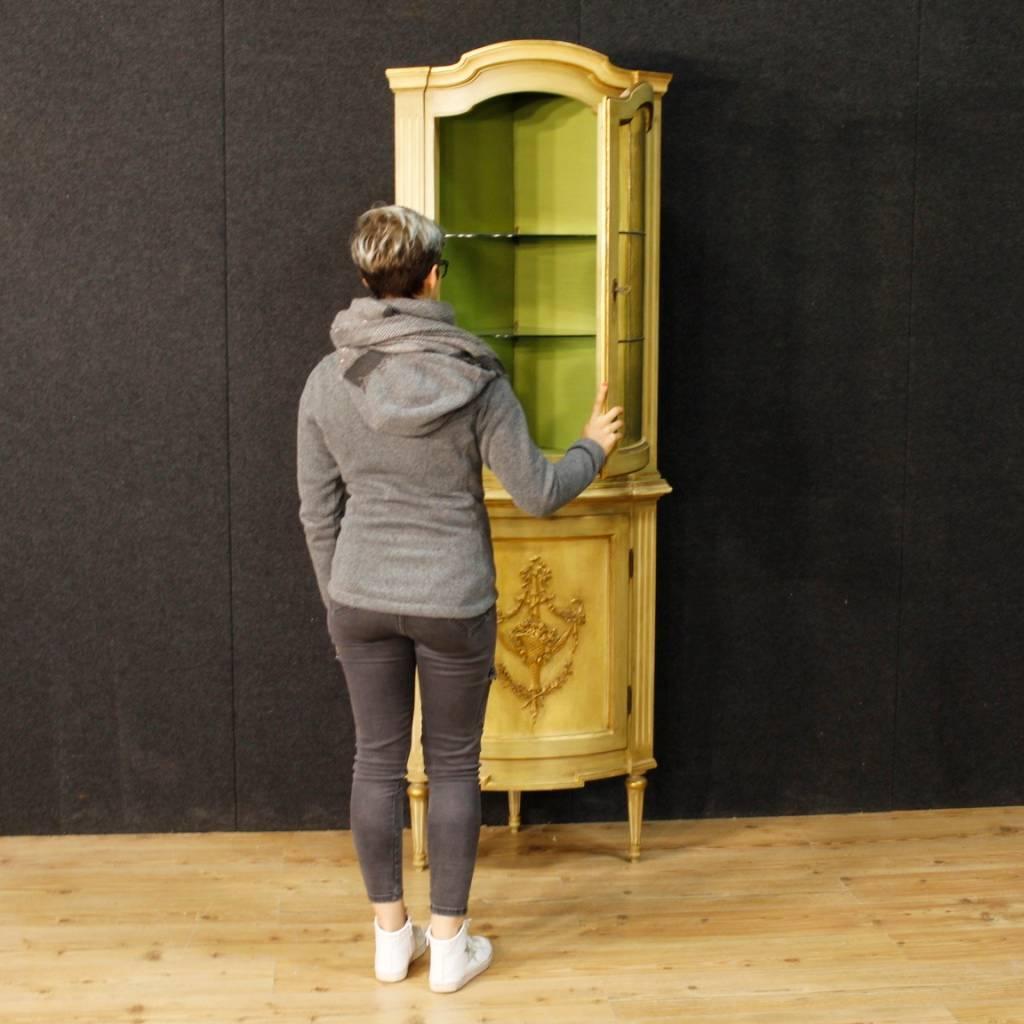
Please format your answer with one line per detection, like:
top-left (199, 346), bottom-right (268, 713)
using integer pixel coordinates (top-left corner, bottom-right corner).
top-left (349, 204), bottom-right (444, 298)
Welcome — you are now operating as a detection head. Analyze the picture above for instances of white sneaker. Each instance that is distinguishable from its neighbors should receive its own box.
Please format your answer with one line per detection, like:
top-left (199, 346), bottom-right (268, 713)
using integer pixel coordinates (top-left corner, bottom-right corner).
top-left (374, 917), bottom-right (427, 983)
top-left (427, 918), bottom-right (493, 993)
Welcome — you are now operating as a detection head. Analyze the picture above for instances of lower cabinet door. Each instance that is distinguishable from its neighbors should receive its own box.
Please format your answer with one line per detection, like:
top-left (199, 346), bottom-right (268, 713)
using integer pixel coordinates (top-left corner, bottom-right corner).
top-left (482, 511), bottom-right (630, 768)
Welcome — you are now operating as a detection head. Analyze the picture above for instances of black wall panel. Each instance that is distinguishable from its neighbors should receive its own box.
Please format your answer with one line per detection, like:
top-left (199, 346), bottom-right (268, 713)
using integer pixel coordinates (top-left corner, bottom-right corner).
top-left (895, 2), bottom-right (1024, 807)
top-left (223, 2), bottom-right (581, 828)
top-left (582, 2), bottom-right (919, 816)
top-left (1, 2), bottom-right (234, 831)
top-left (4, 3), bottom-right (1024, 835)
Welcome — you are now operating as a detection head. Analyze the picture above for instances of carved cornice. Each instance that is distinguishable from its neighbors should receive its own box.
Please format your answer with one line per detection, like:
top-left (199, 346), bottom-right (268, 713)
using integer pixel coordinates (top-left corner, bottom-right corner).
top-left (387, 39), bottom-right (671, 99)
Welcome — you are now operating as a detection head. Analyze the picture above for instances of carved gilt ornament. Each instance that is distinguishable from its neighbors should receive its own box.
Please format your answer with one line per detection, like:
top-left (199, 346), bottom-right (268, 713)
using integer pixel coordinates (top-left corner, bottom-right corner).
top-left (495, 556), bottom-right (586, 723)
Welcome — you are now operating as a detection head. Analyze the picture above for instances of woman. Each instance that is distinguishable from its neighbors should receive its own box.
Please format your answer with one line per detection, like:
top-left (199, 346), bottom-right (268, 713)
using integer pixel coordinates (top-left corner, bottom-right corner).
top-left (297, 204), bottom-right (622, 993)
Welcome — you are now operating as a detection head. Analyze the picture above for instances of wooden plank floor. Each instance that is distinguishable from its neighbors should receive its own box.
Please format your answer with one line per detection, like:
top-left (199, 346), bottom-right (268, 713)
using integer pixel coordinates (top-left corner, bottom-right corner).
top-left (1, 807), bottom-right (1023, 1023)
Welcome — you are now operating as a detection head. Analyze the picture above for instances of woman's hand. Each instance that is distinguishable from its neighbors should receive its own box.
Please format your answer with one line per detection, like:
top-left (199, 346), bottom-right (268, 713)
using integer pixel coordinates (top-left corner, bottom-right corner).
top-left (583, 382), bottom-right (624, 457)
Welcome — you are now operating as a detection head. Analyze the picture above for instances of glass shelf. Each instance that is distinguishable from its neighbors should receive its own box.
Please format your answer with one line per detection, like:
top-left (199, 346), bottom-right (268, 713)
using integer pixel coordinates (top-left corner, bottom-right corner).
top-left (445, 232), bottom-right (596, 240)
top-left (470, 327), bottom-right (596, 339)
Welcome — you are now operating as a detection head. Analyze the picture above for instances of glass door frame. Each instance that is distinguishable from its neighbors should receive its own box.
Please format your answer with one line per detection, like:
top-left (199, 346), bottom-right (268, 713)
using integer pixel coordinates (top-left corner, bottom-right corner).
top-left (599, 80), bottom-right (656, 478)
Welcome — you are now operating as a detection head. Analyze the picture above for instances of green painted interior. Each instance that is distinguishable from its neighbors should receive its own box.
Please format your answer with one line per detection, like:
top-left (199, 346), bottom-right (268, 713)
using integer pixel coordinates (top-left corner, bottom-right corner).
top-left (437, 93), bottom-right (599, 452)
top-left (512, 95), bottom-right (597, 234)
top-left (512, 335), bottom-right (596, 452)
top-left (513, 237), bottom-right (596, 334)
top-left (438, 96), bottom-right (514, 233)
top-left (485, 336), bottom-right (517, 376)
top-left (439, 236), bottom-right (514, 333)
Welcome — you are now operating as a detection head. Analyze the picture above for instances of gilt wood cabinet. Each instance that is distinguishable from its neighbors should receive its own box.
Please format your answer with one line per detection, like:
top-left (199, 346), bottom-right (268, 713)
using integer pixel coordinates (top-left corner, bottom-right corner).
top-left (386, 41), bottom-right (671, 862)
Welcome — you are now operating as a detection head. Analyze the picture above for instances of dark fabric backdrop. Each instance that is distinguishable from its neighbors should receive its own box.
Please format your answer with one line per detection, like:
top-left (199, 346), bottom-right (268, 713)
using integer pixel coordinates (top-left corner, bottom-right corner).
top-left (2, 1), bottom-right (1022, 834)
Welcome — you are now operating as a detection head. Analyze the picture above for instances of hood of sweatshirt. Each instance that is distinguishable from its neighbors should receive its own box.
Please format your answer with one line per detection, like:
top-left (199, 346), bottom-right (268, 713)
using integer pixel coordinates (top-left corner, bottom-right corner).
top-left (329, 297), bottom-right (505, 437)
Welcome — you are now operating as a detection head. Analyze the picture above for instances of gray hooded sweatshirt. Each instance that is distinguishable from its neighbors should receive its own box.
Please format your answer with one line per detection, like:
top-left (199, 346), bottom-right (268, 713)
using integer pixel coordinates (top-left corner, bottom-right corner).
top-left (297, 296), bottom-right (605, 617)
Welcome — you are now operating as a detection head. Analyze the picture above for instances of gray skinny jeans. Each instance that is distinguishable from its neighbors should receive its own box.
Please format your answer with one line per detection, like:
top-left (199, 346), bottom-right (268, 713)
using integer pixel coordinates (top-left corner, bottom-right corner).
top-left (327, 600), bottom-right (496, 917)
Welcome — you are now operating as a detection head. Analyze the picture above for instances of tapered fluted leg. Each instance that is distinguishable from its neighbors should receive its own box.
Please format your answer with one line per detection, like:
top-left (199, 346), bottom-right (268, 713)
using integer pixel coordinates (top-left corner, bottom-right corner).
top-left (507, 790), bottom-right (522, 832)
top-left (626, 774), bottom-right (647, 862)
top-left (408, 780), bottom-right (428, 870)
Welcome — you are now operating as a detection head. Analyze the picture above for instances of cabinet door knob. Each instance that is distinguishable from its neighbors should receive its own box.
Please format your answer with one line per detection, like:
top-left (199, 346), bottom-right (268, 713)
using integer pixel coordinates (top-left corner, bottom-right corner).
top-left (613, 278), bottom-right (632, 297)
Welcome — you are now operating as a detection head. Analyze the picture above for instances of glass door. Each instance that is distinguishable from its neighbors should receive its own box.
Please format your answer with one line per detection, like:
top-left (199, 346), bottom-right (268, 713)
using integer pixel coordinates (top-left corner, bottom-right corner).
top-left (601, 82), bottom-right (654, 477)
